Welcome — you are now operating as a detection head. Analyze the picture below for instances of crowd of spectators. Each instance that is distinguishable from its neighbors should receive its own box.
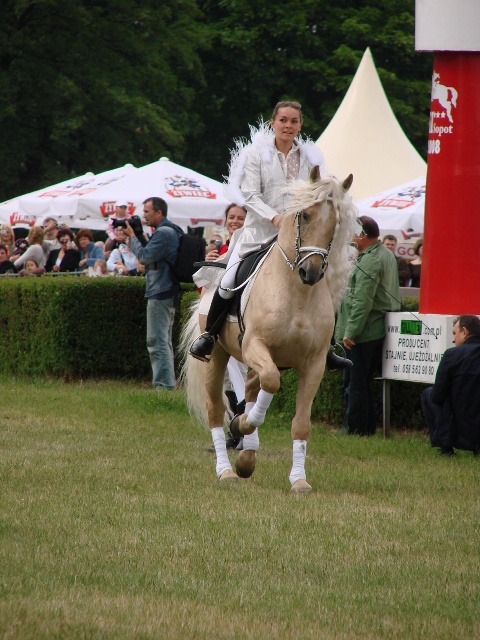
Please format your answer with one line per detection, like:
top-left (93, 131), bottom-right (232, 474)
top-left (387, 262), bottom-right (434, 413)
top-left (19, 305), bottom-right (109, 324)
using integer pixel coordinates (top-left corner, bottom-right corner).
top-left (0, 216), bottom-right (149, 279)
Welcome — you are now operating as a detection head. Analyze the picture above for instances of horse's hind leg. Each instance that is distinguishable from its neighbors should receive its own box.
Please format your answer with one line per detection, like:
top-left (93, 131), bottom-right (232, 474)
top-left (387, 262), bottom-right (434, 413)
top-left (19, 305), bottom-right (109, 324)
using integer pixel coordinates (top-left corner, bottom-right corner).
top-left (235, 370), bottom-right (260, 479)
top-left (206, 345), bottom-right (238, 482)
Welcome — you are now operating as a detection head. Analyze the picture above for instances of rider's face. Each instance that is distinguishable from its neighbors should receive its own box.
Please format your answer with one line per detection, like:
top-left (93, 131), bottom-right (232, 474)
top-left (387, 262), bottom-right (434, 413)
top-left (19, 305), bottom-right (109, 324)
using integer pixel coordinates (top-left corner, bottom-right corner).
top-left (271, 107), bottom-right (302, 145)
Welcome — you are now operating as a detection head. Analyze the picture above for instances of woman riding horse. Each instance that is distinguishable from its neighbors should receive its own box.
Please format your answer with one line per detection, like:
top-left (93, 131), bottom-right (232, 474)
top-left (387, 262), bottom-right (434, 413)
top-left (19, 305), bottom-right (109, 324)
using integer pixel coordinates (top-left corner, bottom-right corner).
top-left (183, 168), bottom-right (358, 491)
top-left (189, 100), bottom-right (352, 373)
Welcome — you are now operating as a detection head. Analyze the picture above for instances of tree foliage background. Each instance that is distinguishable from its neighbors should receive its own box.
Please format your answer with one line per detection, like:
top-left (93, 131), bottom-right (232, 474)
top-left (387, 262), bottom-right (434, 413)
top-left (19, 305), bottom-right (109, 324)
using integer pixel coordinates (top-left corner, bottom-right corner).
top-left (0, 0), bottom-right (432, 202)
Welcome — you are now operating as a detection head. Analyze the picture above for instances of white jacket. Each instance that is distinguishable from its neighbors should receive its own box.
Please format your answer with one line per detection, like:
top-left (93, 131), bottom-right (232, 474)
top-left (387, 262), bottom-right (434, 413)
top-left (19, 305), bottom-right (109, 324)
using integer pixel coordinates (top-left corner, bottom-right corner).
top-left (193, 123), bottom-right (327, 287)
top-left (225, 122), bottom-right (327, 257)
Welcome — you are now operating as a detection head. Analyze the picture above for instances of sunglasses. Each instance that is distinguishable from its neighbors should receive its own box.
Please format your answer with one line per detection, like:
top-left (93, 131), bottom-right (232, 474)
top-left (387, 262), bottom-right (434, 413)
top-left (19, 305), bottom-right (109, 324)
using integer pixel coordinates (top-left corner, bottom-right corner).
top-left (59, 239), bottom-right (70, 245)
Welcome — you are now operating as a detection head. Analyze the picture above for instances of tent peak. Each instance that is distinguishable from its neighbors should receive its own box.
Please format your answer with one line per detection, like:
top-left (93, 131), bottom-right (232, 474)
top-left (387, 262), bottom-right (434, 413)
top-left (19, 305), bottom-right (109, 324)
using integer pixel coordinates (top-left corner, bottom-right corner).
top-left (316, 47), bottom-right (427, 200)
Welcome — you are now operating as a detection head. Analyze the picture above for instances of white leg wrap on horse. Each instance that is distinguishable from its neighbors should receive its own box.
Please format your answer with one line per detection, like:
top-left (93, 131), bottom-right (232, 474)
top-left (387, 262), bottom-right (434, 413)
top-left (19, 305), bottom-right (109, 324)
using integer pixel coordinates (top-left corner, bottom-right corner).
top-left (211, 427), bottom-right (232, 477)
top-left (245, 402), bottom-right (255, 415)
top-left (247, 390), bottom-right (273, 427)
top-left (243, 429), bottom-right (259, 451)
top-left (289, 440), bottom-right (307, 485)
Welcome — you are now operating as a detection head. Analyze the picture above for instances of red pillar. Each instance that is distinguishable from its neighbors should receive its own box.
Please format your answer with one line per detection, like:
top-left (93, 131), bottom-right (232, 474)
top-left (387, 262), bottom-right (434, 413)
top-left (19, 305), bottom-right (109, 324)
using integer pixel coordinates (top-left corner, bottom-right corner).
top-left (420, 52), bottom-right (480, 314)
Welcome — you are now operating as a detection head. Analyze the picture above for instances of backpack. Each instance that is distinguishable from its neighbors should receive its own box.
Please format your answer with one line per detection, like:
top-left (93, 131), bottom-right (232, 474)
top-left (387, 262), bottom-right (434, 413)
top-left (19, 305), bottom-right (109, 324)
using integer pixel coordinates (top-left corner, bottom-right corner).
top-left (163, 221), bottom-right (206, 284)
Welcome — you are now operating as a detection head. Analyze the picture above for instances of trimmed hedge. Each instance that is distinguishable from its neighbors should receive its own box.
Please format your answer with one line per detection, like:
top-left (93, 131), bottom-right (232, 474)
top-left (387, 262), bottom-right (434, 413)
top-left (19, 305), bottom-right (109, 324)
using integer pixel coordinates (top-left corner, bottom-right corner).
top-left (0, 276), bottom-right (150, 379)
top-left (0, 277), bottom-right (425, 428)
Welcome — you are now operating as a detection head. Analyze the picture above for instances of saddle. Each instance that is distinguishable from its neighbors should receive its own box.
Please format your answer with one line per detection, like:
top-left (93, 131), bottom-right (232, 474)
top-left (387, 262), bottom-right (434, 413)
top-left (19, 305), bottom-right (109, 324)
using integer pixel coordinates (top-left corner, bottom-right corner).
top-left (233, 244), bottom-right (274, 344)
top-left (195, 241), bottom-right (275, 346)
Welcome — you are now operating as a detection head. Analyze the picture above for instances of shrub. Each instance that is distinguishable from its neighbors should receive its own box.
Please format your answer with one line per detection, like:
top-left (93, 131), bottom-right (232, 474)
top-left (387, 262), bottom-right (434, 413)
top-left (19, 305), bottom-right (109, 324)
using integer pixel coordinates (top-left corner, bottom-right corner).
top-left (0, 277), bottom-right (424, 428)
top-left (0, 276), bottom-right (149, 378)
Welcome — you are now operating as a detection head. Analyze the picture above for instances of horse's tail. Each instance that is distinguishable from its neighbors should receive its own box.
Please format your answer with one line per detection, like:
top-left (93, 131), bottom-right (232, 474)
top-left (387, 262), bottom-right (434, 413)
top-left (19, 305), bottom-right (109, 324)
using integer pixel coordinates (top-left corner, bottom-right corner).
top-left (448, 86), bottom-right (458, 108)
top-left (180, 294), bottom-right (234, 431)
top-left (179, 297), bottom-right (210, 429)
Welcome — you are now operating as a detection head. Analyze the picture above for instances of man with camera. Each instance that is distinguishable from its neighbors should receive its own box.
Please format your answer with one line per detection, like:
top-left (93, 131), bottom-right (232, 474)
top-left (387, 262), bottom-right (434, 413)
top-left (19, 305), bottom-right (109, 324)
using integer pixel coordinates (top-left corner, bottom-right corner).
top-left (123, 197), bottom-right (180, 390)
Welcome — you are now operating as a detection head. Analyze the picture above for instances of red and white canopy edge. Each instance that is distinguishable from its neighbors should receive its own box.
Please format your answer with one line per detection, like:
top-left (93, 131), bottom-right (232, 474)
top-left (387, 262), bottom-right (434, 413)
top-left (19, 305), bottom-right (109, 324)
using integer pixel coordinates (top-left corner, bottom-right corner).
top-left (76, 157), bottom-right (230, 229)
top-left (0, 158), bottom-right (230, 231)
top-left (354, 175), bottom-right (426, 258)
top-left (0, 165), bottom-right (136, 230)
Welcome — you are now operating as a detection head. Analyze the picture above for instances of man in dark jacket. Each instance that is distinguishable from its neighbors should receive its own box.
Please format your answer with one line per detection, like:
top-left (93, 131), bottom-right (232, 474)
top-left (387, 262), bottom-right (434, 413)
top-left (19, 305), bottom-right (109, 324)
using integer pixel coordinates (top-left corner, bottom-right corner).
top-left (421, 314), bottom-right (480, 455)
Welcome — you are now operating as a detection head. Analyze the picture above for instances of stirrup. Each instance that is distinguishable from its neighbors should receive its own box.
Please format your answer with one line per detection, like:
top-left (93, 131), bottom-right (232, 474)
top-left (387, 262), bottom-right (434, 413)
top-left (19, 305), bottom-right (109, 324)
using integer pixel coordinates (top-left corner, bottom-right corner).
top-left (189, 332), bottom-right (215, 363)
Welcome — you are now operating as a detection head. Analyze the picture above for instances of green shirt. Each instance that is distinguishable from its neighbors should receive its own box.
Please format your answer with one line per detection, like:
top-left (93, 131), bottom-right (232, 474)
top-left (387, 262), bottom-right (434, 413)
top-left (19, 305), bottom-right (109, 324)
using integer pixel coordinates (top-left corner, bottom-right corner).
top-left (335, 241), bottom-right (401, 344)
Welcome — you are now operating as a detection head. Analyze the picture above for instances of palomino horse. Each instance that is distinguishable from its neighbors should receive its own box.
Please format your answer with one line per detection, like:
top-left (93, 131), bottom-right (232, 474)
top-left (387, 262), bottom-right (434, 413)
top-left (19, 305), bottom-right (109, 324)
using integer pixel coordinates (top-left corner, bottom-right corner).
top-left (182, 168), bottom-right (358, 493)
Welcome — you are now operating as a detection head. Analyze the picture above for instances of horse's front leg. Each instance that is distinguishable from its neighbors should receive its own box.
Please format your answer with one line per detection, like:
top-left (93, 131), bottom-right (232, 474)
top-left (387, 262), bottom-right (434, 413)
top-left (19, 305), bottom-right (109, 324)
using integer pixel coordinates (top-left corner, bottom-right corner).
top-left (237, 337), bottom-right (280, 435)
top-left (289, 359), bottom-right (327, 494)
top-left (205, 345), bottom-right (238, 482)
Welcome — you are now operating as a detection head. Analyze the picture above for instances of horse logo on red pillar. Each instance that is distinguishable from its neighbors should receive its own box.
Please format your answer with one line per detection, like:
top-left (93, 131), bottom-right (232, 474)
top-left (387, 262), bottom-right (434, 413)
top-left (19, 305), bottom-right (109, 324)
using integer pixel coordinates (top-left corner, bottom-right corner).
top-left (431, 71), bottom-right (458, 123)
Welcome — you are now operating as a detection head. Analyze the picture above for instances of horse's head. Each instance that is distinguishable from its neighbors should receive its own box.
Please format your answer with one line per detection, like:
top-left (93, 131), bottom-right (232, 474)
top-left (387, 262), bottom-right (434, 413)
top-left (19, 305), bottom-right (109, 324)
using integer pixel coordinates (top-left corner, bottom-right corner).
top-left (278, 167), bottom-right (354, 286)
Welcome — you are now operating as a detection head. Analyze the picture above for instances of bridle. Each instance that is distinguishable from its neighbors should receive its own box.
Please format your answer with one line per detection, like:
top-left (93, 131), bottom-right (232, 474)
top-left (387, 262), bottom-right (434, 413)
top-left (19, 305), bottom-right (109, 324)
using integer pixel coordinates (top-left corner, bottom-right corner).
top-left (276, 197), bottom-right (337, 274)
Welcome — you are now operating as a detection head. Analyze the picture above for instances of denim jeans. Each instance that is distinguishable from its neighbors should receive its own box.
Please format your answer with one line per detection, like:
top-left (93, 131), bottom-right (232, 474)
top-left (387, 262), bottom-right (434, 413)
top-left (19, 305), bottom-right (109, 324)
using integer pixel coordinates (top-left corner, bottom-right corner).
top-left (146, 298), bottom-right (176, 389)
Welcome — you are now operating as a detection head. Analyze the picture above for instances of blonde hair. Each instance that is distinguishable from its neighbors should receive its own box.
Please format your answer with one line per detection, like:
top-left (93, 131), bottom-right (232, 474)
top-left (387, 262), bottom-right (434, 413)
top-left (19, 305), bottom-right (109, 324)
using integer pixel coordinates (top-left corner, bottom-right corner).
top-left (0, 224), bottom-right (14, 243)
top-left (28, 226), bottom-right (45, 246)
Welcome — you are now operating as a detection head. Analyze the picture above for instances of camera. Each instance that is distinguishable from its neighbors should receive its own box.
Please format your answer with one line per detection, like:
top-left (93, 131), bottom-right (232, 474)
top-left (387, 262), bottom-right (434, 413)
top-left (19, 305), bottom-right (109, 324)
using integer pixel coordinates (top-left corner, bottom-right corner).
top-left (215, 239), bottom-right (222, 252)
top-left (113, 214), bottom-right (143, 235)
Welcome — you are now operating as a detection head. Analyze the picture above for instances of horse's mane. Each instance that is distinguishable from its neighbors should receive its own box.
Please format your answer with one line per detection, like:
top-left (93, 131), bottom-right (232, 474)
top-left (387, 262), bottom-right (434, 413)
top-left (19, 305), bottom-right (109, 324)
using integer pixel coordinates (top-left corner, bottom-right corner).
top-left (283, 174), bottom-right (360, 310)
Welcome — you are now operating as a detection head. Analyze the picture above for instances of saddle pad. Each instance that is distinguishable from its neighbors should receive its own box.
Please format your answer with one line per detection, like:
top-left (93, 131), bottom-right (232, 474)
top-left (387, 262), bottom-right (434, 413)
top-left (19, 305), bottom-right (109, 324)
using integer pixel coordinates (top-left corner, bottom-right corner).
top-left (198, 245), bottom-right (274, 323)
top-left (240, 246), bottom-right (274, 317)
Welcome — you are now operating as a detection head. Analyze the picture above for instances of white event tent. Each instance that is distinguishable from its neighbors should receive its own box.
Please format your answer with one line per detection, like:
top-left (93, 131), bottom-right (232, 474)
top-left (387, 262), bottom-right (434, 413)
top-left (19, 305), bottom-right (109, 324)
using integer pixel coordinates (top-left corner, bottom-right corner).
top-left (316, 48), bottom-right (427, 202)
top-left (355, 176), bottom-right (425, 255)
top-left (77, 157), bottom-right (229, 229)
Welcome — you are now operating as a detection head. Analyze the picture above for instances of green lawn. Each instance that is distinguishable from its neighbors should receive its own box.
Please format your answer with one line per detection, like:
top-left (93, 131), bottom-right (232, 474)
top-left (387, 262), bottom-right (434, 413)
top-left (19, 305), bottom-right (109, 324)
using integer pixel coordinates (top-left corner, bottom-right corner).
top-left (0, 379), bottom-right (478, 639)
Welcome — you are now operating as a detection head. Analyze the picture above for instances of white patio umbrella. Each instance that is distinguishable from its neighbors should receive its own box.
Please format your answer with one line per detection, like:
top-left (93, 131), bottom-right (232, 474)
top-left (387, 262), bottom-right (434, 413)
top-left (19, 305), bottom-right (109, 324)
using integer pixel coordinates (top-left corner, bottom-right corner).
top-left (76, 157), bottom-right (230, 229)
top-left (355, 176), bottom-right (426, 244)
top-left (0, 165), bottom-right (136, 231)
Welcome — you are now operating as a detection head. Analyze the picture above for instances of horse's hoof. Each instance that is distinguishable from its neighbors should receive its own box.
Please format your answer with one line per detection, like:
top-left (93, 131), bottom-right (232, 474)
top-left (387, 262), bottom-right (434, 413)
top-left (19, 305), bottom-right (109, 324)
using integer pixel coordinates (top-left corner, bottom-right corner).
top-left (235, 450), bottom-right (256, 478)
top-left (219, 468), bottom-right (239, 482)
top-left (291, 479), bottom-right (312, 494)
top-left (229, 413), bottom-right (256, 437)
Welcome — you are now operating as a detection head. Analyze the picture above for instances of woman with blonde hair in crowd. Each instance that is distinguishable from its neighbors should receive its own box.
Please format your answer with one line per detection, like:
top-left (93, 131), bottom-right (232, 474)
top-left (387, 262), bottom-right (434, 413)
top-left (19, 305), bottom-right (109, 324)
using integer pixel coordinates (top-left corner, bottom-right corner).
top-left (12, 226), bottom-right (47, 272)
top-left (0, 224), bottom-right (15, 258)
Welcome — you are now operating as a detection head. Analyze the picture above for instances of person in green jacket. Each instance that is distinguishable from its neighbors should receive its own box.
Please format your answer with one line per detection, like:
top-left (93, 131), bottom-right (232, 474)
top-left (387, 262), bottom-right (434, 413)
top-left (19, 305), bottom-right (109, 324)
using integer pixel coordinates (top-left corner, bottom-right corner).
top-left (335, 216), bottom-right (401, 435)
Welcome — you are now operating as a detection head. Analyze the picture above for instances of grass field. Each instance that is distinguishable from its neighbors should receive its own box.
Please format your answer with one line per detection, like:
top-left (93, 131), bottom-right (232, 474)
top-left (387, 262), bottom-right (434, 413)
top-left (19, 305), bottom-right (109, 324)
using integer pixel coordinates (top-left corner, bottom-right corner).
top-left (0, 378), bottom-right (478, 639)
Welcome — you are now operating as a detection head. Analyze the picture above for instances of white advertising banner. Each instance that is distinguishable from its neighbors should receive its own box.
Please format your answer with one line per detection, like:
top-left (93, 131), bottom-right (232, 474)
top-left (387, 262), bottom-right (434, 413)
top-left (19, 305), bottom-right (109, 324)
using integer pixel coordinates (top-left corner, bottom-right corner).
top-left (383, 312), bottom-right (456, 383)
